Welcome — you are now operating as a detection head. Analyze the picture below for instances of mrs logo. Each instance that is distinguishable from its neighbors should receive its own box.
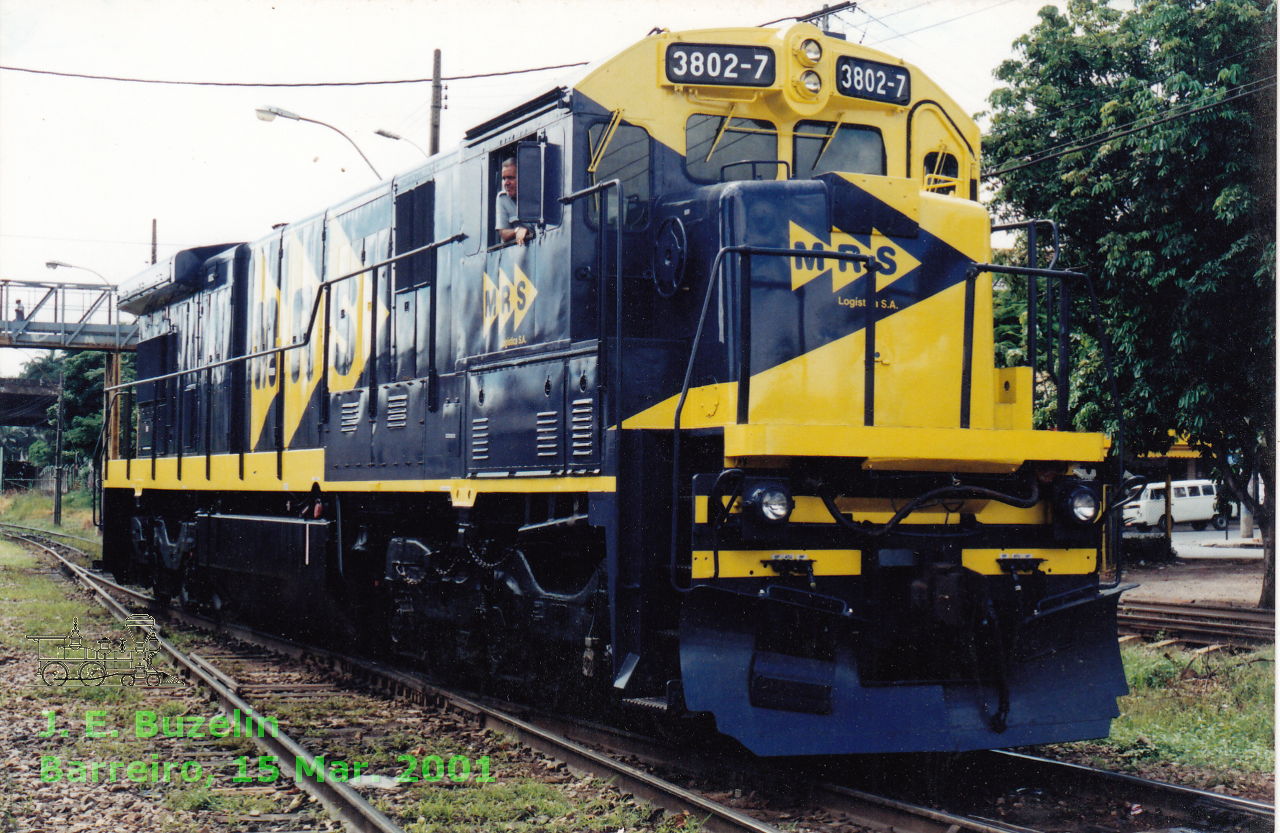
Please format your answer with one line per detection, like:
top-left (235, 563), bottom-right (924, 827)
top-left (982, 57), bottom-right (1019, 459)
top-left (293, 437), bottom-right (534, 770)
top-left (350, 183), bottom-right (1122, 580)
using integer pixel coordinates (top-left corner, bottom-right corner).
top-left (788, 221), bottom-right (921, 294)
top-left (482, 266), bottom-right (538, 341)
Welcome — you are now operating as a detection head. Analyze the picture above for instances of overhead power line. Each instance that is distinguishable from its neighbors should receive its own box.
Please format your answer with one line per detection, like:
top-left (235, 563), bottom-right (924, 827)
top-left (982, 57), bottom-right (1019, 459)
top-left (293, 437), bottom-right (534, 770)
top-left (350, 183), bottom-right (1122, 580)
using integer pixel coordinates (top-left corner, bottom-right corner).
top-left (0, 60), bottom-right (590, 88)
top-left (984, 77), bottom-right (1276, 178)
top-left (869, 0), bottom-right (1021, 45)
top-left (984, 42), bottom-right (1274, 140)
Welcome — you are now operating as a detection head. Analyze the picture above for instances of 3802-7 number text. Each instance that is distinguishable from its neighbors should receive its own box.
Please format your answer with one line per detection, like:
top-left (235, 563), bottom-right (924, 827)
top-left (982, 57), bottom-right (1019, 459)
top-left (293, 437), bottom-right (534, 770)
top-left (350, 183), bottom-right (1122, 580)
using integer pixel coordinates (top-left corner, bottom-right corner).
top-left (836, 56), bottom-right (910, 104)
top-left (665, 44), bottom-right (775, 87)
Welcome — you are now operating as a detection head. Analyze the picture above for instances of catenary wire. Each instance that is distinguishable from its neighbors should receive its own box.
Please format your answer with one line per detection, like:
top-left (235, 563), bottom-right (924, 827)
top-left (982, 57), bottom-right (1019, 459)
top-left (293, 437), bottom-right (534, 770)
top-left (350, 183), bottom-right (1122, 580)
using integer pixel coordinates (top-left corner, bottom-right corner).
top-left (868, 0), bottom-right (1021, 44)
top-left (0, 60), bottom-right (590, 87)
top-left (995, 74), bottom-right (1273, 164)
top-left (983, 77), bottom-right (1275, 178)
top-left (984, 42), bottom-right (1273, 139)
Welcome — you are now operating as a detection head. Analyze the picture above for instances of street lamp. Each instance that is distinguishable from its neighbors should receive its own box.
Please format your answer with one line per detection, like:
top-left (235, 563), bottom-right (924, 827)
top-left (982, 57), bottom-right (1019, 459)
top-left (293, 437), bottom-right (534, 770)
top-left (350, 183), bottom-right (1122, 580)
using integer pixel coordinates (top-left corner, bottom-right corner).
top-left (45, 260), bottom-right (112, 287)
top-left (256, 105), bottom-right (382, 180)
top-left (374, 128), bottom-right (430, 160)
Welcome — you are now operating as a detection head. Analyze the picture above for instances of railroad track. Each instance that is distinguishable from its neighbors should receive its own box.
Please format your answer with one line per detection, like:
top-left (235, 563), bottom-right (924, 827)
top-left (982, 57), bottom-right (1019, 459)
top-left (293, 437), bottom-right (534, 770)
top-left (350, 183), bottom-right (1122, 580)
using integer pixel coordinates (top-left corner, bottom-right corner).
top-left (3, 527), bottom-right (385, 833)
top-left (3, 527), bottom-right (800, 832)
top-left (5, 524), bottom-right (1273, 833)
top-left (1119, 599), bottom-right (1275, 648)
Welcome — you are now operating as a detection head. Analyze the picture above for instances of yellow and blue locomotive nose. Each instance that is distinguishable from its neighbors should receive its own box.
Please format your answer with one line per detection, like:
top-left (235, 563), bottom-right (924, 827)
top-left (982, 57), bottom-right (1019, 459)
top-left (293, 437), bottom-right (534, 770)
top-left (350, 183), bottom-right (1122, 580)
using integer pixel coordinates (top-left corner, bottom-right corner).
top-left (678, 580), bottom-right (1127, 756)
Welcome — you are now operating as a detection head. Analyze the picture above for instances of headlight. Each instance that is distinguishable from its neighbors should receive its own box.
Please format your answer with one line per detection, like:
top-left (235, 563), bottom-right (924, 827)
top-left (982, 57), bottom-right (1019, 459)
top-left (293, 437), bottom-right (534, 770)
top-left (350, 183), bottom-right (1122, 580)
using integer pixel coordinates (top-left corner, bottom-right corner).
top-left (1069, 489), bottom-right (1101, 523)
top-left (746, 483), bottom-right (793, 524)
top-left (800, 39), bottom-right (823, 64)
top-left (1057, 482), bottom-right (1102, 524)
top-left (800, 70), bottom-right (822, 94)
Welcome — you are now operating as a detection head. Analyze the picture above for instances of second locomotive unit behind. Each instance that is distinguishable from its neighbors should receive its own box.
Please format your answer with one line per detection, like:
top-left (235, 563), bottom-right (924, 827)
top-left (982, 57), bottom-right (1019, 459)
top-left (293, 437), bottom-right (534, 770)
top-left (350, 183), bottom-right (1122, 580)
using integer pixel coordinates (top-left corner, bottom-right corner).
top-left (102, 21), bottom-right (1129, 756)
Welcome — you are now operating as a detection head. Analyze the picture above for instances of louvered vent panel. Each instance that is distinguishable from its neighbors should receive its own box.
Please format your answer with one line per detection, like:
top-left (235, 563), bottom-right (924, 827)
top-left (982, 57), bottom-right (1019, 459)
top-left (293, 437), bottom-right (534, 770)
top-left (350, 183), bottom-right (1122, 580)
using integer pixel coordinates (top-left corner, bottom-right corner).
top-left (386, 392), bottom-right (409, 429)
top-left (536, 410), bottom-right (559, 458)
top-left (471, 417), bottom-right (490, 461)
top-left (339, 401), bottom-right (362, 434)
top-left (570, 398), bottom-right (594, 458)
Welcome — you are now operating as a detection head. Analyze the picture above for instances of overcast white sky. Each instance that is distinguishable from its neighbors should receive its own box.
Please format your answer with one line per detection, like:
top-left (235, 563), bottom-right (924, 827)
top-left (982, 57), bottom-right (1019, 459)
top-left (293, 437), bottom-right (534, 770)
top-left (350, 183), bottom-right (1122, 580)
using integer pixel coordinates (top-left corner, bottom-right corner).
top-left (0, 0), bottom-right (1061, 373)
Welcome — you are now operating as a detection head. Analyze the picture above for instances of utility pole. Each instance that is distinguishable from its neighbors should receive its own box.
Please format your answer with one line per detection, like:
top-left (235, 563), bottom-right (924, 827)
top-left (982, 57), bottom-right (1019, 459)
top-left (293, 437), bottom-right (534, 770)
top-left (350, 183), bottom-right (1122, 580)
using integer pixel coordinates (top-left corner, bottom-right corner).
top-left (53, 368), bottom-right (64, 527)
top-left (430, 49), bottom-right (443, 155)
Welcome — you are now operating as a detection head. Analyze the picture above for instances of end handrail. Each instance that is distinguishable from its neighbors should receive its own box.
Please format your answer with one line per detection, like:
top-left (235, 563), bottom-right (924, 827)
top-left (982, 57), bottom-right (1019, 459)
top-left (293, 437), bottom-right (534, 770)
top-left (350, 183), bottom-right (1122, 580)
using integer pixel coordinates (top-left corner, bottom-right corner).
top-left (668, 241), bottom-right (873, 591)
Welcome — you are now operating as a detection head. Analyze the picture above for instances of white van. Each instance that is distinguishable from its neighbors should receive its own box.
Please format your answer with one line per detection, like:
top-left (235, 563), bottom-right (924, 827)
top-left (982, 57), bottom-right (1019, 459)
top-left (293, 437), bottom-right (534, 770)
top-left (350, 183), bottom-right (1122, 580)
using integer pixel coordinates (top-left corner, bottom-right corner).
top-left (1122, 479), bottom-right (1230, 530)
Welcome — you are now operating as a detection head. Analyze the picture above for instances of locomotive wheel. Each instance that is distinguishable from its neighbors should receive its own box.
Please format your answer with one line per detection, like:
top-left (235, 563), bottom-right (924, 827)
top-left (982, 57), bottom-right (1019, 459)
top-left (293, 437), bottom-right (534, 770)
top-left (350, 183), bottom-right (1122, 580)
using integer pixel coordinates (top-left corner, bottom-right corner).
top-left (41, 662), bottom-right (68, 686)
top-left (79, 662), bottom-right (106, 686)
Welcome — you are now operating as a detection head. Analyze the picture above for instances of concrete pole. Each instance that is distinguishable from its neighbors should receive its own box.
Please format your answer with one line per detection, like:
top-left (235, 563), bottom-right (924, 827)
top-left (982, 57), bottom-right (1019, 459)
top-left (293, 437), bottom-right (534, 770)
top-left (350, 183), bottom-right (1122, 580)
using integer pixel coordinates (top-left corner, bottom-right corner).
top-left (53, 369), bottom-right (64, 526)
top-left (430, 49), bottom-right (443, 156)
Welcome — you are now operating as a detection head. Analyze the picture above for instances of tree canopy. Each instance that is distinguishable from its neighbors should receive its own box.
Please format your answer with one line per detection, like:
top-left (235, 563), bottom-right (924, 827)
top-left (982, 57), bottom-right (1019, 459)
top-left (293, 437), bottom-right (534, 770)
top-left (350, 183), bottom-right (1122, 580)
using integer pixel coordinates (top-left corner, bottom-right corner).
top-left (983, 0), bottom-right (1276, 604)
top-left (16, 350), bottom-right (133, 469)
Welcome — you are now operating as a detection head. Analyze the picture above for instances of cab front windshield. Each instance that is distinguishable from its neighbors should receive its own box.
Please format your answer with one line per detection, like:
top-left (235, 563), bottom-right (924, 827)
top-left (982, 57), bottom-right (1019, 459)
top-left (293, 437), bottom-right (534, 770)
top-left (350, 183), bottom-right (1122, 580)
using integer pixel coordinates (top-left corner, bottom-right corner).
top-left (684, 115), bottom-right (886, 182)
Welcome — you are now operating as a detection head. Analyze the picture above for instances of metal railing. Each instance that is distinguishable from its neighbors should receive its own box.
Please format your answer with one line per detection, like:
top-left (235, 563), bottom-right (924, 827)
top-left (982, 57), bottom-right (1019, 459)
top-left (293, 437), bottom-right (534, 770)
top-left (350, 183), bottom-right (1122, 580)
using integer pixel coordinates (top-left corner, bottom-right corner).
top-left (99, 233), bottom-right (468, 485)
top-left (0, 280), bottom-right (137, 351)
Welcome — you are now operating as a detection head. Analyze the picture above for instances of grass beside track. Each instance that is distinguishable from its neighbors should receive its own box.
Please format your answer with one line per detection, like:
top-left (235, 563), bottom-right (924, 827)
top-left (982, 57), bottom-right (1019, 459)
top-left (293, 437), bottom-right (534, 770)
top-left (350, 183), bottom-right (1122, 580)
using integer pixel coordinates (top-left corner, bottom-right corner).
top-left (1045, 642), bottom-right (1274, 794)
top-left (0, 491), bottom-right (100, 556)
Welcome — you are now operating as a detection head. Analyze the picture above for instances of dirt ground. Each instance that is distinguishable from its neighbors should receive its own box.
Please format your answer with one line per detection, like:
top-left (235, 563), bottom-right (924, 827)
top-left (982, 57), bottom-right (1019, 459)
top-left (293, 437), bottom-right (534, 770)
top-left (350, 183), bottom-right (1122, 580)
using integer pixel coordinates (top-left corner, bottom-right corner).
top-left (1122, 556), bottom-right (1267, 606)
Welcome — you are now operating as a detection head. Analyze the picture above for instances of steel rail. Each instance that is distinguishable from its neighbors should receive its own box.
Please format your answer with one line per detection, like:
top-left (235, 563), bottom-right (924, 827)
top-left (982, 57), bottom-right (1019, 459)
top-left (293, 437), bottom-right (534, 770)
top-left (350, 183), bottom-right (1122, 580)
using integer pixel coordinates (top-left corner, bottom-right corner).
top-left (7, 531), bottom-right (789, 833)
top-left (1118, 599), bottom-right (1275, 646)
top-left (1122, 600), bottom-right (1275, 625)
top-left (983, 750), bottom-right (1274, 826)
top-left (512, 707), bottom-right (1041, 833)
top-left (0, 521), bottom-right (102, 546)
top-left (4, 530), bottom-right (405, 833)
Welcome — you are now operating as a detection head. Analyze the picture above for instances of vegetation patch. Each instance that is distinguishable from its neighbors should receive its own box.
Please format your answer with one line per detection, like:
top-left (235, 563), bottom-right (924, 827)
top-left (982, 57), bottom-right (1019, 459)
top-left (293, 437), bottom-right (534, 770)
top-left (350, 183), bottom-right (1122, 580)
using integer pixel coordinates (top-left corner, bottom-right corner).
top-left (1045, 643), bottom-right (1274, 796)
top-left (394, 776), bottom-right (698, 833)
top-left (0, 491), bottom-right (100, 545)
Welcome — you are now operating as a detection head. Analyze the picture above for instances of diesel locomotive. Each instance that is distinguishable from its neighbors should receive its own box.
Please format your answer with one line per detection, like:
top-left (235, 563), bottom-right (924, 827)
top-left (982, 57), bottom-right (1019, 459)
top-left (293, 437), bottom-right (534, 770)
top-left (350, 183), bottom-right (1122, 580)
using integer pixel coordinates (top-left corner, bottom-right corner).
top-left (101, 22), bottom-right (1129, 756)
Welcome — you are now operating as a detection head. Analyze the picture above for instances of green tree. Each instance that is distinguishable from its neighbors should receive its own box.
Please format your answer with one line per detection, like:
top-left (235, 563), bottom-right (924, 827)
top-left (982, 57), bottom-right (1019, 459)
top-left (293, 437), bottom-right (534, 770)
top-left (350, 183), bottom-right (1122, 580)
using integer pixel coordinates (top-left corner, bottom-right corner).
top-left (983, 0), bottom-right (1276, 606)
top-left (18, 350), bottom-right (134, 468)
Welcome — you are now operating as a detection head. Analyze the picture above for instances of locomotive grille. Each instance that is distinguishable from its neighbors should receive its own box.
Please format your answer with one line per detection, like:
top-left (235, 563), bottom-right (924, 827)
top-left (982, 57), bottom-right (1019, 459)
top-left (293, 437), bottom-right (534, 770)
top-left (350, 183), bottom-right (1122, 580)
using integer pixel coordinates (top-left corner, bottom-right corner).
top-left (386, 392), bottom-right (409, 429)
top-left (536, 410), bottom-right (559, 458)
top-left (570, 398), bottom-right (594, 458)
top-left (339, 401), bottom-right (361, 434)
top-left (470, 417), bottom-right (490, 461)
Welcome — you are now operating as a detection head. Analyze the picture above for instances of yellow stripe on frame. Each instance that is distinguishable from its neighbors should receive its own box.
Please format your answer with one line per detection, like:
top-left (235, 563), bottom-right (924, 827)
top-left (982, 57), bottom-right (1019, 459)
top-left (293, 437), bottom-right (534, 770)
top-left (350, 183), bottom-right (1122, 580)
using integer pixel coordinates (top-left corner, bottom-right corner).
top-left (691, 549), bottom-right (861, 579)
top-left (104, 451), bottom-right (615, 502)
top-left (693, 495), bottom-right (1047, 525)
top-left (962, 548), bottom-right (1097, 576)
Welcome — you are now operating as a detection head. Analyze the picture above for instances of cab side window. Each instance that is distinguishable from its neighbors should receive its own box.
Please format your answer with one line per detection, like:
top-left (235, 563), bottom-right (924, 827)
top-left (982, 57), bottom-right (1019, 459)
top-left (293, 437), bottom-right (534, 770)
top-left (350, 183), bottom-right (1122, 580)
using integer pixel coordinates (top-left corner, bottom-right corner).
top-left (587, 122), bottom-right (650, 228)
top-left (794, 121), bottom-right (885, 178)
top-left (923, 151), bottom-right (959, 195)
top-left (686, 114), bottom-right (779, 182)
